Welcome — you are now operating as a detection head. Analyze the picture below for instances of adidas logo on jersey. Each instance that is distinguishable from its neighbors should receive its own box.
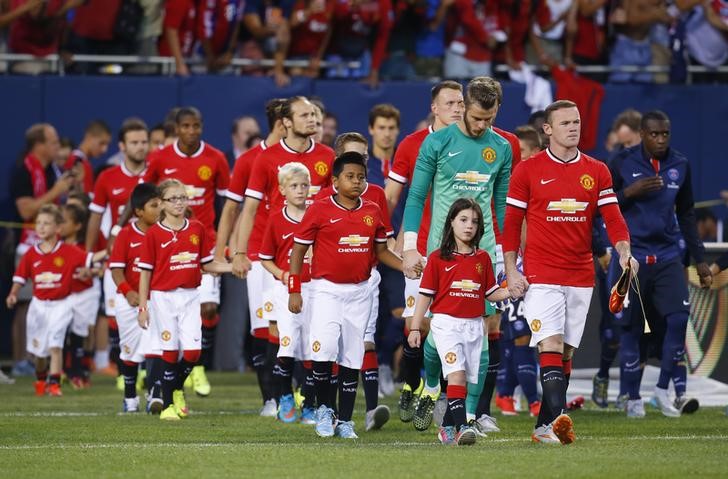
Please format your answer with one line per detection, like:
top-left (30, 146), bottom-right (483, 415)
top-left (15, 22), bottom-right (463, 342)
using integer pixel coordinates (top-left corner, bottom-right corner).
top-left (546, 199), bottom-right (588, 222)
top-left (338, 235), bottom-right (370, 253)
top-left (449, 279), bottom-right (481, 299)
top-left (454, 171), bottom-right (490, 191)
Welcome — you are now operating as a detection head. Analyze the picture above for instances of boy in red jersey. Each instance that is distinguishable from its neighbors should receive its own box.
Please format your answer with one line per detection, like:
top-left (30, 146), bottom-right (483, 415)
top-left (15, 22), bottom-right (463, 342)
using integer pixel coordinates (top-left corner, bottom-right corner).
top-left (502, 100), bottom-right (635, 445)
top-left (7, 205), bottom-right (92, 397)
top-left (259, 162), bottom-right (314, 423)
top-left (110, 183), bottom-right (162, 413)
top-left (288, 152), bottom-right (402, 439)
top-left (137, 180), bottom-right (232, 421)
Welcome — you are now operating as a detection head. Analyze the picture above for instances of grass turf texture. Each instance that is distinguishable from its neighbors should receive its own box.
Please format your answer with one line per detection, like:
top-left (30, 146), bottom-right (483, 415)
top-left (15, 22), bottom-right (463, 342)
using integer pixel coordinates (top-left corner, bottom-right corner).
top-left (1, 373), bottom-right (726, 478)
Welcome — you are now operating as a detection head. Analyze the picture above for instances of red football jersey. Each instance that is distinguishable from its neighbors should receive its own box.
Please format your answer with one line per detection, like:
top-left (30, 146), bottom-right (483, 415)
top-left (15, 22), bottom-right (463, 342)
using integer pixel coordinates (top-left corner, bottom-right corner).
top-left (227, 141), bottom-right (270, 261)
top-left (13, 241), bottom-right (91, 301)
top-left (259, 206), bottom-right (312, 282)
top-left (68, 241), bottom-right (93, 293)
top-left (245, 139), bottom-right (334, 209)
top-left (420, 249), bottom-right (498, 318)
top-left (294, 195), bottom-right (388, 284)
top-left (109, 222), bottom-right (147, 292)
top-left (318, 183), bottom-right (393, 237)
top-left (159, 0), bottom-right (198, 57)
top-left (198, 0), bottom-right (243, 54)
top-left (492, 126), bottom-right (521, 243)
top-left (503, 149), bottom-right (630, 287)
top-left (64, 149), bottom-right (94, 194)
top-left (138, 219), bottom-right (215, 291)
top-left (89, 162), bottom-right (146, 229)
top-left (144, 141), bottom-right (230, 237)
top-left (289, 0), bottom-right (334, 57)
top-left (389, 126), bottom-right (433, 256)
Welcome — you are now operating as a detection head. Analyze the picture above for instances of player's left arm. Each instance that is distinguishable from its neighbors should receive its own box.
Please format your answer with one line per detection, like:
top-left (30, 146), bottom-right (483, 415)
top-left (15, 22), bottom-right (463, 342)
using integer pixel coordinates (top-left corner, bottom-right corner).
top-left (675, 164), bottom-right (711, 286)
top-left (216, 154), bottom-right (231, 196)
top-left (375, 242), bottom-right (403, 271)
top-left (597, 163), bottom-right (636, 273)
top-left (493, 145), bottom-right (513, 232)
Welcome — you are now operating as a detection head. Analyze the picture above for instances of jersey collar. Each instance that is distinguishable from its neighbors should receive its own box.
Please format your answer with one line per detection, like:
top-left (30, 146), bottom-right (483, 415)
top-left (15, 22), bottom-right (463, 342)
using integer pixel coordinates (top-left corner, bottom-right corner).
top-left (131, 222), bottom-right (145, 235)
top-left (282, 206), bottom-right (302, 224)
top-left (158, 218), bottom-right (189, 233)
top-left (546, 147), bottom-right (581, 164)
top-left (173, 140), bottom-right (205, 158)
top-left (329, 195), bottom-right (362, 212)
top-left (34, 239), bottom-right (62, 255)
top-left (120, 161), bottom-right (146, 177)
top-left (280, 138), bottom-right (315, 154)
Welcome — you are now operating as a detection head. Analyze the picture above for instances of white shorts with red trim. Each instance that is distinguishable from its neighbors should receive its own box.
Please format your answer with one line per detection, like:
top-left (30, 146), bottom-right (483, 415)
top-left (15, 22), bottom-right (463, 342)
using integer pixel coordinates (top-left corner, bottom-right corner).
top-left (272, 280), bottom-right (312, 360)
top-left (69, 279), bottom-right (101, 337)
top-left (364, 267), bottom-right (381, 344)
top-left (403, 257), bottom-right (427, 318)
top-left (116, 293), bottom-right (160, 363)
top-left (149, 288), bottom-right (202, 351)
top-left (26, 296), bottom-right (73, 357)
top-left (430, 313), bottom-right (484, 384)
top-left (103, 269), bottom-right (117, 316)
top-left (198, 273), bottom-right (221, 305)
top-left (247, 261), bottom-right (274, 332)
top-left (523, 284), bottom-right (593, 348)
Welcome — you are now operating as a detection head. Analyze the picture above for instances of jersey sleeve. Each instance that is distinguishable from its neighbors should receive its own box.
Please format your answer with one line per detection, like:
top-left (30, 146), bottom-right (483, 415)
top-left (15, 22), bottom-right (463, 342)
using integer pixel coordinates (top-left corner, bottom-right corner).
top-left (373, 188), bottom-right (394, 236)
top-left (245, 154), bottom-right (268, 200)
top-left (200, 224), bottom-right (215, 262)
top-left (227, 153), bottom-right (249, 202)
top-left (258, 219), bottom-right (277, 260)
top-left (215, 153), bottom-right (230, 196)
top-left (389, 135), bottom-right (414, 185)
top-left (198, 0), bottom-right (215, 40)
top-left (12, 250), bottom-right (31, 285)
top-left (163, 0), bottom-right (187, 28)
top-left (138, 229), bottom-right (156, 271)
top-left (482, 254), bottom-right (499, 297)
top-left (502, 161), bottom-right (530, 254)
top-left (493, 145), bottom-right (513, 232)
top-left (109, 227), bottom-right (129, 269)
top-left (403, 135), bottom-right (438, 234)
top-left (419, 253), bottom-right (438, 296)
top-left (374, 211), bottom-right (388, 243)
top-left (143, 154), bottom-right (160, 184)
top-left (596, 162), bottom-right (630, 247)
top-left (294, 204), bottom-right (319, 246)
top-left (89, 172), bottom-right (108, 214)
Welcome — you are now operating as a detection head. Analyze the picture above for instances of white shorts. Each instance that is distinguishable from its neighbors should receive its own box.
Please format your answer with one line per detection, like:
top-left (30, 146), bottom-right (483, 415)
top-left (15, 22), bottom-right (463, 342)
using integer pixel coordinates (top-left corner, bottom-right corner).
top-left (309, 278), bottom-right (371, 369)
top-left (103, 269), bottom-right (117, 316)
top-left (26, 296), bottom-right (73, 357)
top-left (69, 279), bottom-right (101, 337)
top-left (364, 268), bottom-right (381, 344)
top-left (247, 261), bottom-right (275, 332)
top-left (116, 293), bottom-right (160, 363)
top-left (198, 273), bottom-right (221, 305)
top-left (273, 281), bottom-right (312, 360)
top-left (261, 285), bottom-right (276, 323)
top-left (523, 284), bottom-right (593, 348)
top-left (149, 288), bottom-right (202, 351)
top-left (403, 256), bottom-right (427, 318)
top-left (430, 313), bottom-right (484, 384)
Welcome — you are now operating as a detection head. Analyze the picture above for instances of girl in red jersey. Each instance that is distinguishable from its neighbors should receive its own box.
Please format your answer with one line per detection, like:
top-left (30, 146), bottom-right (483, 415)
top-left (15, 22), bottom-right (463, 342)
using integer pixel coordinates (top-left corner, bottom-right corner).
top-left (137, 179), bottom-right (232, 421)
top-left (6, 205), bottom-right (93, 397)
top-left (408, 198), bottom-right (509, 446)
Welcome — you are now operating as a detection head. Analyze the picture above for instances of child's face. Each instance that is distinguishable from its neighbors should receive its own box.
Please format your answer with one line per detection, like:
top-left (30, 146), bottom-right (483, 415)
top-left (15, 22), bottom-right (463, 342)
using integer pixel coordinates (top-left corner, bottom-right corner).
top-left (451, 208), bottom-right (478, 244)
top-left (161, 186), bottom-right (188, 218)
top-left (35, 213), bottom-right (59, 241)
top-left (279, 174), bottom-right (310, 208)
top-left (138, 197), bottom-right (162, 225)
top-left (58, 210), bottom-right (81, 240)
top-left (333, 163), bottom-right (366, 199)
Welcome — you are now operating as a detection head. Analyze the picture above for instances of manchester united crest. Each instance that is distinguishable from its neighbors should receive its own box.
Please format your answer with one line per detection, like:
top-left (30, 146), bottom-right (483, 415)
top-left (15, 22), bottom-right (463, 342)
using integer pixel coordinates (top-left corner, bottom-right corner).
top-left (314, 161), bottom-right (329, 177)
top-left (256, 307), bottom-right (263, 319)
top-left (482, 147), bottom-right (496, 164)
top-left (363, 215), bottom-right (374, 226)
top-left (264, 301), bottom-right (273, 313)
top-left (189, 234), bottom-right (199, 245)
top-left (445, 352), bottom-right (457, 364)
top-left (281, 336), bottom-right (291, 347)
top-left (198, 165), bottom-right (213, 181)
top-left (53, 257), bottom-right (64, 267)
top-left (161, 330), bottom-right (172, 341)
top-left (406, 296), bottom-right (416, 308)
top-left (530, 319), bottom-right (542, 332)
top-left (475, 263), bottom-right (483, 274)
top-left (312, 340), bottom-right (321, 353)
top-left (580, 174), bottom-right (595, 191)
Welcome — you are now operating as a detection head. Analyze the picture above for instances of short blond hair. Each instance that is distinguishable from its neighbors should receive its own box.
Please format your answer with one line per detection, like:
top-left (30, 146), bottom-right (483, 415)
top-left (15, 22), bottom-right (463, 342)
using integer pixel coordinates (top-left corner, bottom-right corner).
top-left (277, 162), bottom-right (310, 187)
top-left (37, 204), bottom-right (63, 224)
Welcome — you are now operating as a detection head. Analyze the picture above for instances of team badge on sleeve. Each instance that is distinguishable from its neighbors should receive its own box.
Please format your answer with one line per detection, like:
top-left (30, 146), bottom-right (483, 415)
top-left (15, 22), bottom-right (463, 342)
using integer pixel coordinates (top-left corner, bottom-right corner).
top-left (482, 147), bottom-right (496, 164)
top-left (580, 174), bottom-right (595, 190)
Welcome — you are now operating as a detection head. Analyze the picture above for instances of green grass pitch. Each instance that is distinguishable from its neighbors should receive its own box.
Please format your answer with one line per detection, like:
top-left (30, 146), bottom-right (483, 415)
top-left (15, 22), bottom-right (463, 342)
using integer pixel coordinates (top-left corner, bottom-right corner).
top-left (1, 372), bottom-right (726, 478)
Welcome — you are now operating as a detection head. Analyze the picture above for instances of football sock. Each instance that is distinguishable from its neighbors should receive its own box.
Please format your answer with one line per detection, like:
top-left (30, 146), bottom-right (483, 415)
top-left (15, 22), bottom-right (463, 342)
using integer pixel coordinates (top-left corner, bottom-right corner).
top-left (69, 332), bottom-right (85, 378)
top-left (177, 359), bottom-right (195, 389)
top-left (264, 334), bottom-right (279, 400)
top-left (361, 350), bottom-right (379, 411)
top-left (161, 360), bottom-right (177, 408)
top-left (329, 363), bottom-right (339, 413)
top-left (338, 366), bottom-right (359, 422)
top-left (200, 314), bottom-right (219, 369)
top-left (515, 345), bottom-right (539, 404)
top-left (302, 361), bottom-right (315, 409)
top-left (146, 356), bottom-right (163, 399)
top-left (423, 333), bottom-right (442, 390)
top-left (48, 374), bottom-right (61, 385)
top-left (468, 345), bottom-right (488, 417)
top-left (563, 358), bottom-right (572, 390)
top-left (120, 360), bottom-right (138, 399)
top-left (539, 351), bottom-right (566, 421)
top-left (36, 370), bottom-right (47, 382)
top-left (477, 336), bottom-right (499, 417)
top-left (274, 356), bottom-right (294, 398)
top-left (401, 338), bottom-right (424, 391)
top-left (659, 312), bottom-right (688, 390)
top-left (312, 361), bottom-right (332, 409)
top-left (82, 349), bottom-right (93, 380)
top-left (597, 339), bottom-right (619, 379)
top-left (108, 319), bottom-right (121, 372)
top-left (619, 329), bottom-right (643, 399)
top-left (536, 390), bottom-right (552, 427)
top-left (446, 384), bottom-right (467, 430)
top-left (251, 336), bottom-right (270, 402)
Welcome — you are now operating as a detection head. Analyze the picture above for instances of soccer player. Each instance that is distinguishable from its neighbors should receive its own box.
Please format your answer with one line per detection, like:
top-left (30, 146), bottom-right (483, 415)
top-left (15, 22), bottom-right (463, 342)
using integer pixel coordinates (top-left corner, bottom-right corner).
top-left (409, 198), bottom-right (510, 446)
top-left (288, 152), bottom-right (402, 439)
top-left (137, 179), bottom-right (232, 420)
top-left (214, 98), bottom-right (287, 415)
top-left (385, 80), bottom-right (464, 422)
top-left (259, 162), bottom-right (314, 423)
top-left (86, 118), bottom-right (149, 385)
top-left (502, 100), bottom-right (634, 445)
top-left (144, 108), bottom-right (230, 397)
top-left (64, 119), bottom-right (112, 194)
top-left (6, 205), bottom-right (92, 397)
top-left (59, 203), bottom-right (101, 389)
top-left (608, 111), bottom-right (712, 418)
top-left (402, 77), bottom-right (512, 435)
top-left (110, 183), bottom-right (162, 413)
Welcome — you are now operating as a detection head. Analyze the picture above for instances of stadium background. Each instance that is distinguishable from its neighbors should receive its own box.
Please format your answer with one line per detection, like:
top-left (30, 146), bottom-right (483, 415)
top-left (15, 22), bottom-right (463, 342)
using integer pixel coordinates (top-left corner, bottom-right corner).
top-left (0, 75), bottom-right (726, 381)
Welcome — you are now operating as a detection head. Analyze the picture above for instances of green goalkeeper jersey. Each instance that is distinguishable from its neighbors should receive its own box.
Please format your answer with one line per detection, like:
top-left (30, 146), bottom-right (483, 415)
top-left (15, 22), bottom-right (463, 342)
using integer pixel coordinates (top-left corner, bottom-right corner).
top-left (403, 123), bottom-right (512, 259)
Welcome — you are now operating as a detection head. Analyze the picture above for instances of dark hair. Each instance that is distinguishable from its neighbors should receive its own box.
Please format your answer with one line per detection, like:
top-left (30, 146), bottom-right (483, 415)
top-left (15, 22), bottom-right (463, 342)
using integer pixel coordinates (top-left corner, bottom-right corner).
top-left (439, 198), bottom-right (484, 260)
top-left (464, 77), bottom-right (499, 110)
top-left (431, 80), bottom-right (463, 101)
top-left (265, 98), bottom-right (288, 130)
top-left (333, 132), bottom-right (368, 157)
top-left (61, 203), bottom-right (88, 244)
top-left (85, 119), bottom-right (111, 137)
top-left (68, 191), bottom-right (91, 210)
top-left (324, 111), bottom-right (338, 123)
top-left (612, 109), bottom-right (642, 133)
top-left (131, 182), bottom-right (161, 213)
top-left (175, 106), bottom-right (202, 124)
top-left (150, 123), bottom-right (165, 134)
top-left (118, 117), bottom-right (148, 143)
top-left (246, 134), bottom-right (263, 149)
top-left (695, 208), bottom-right (717, 223)
top-left (309, 97), bottom-right (326, 115)
top-left (514, 125), bottom-right (542, 151)
top-left (528, 110), bottom-right (546, 126)
top-left (544, 100), bottom-right (578, 123)
top-left (281, 96), bottom-right (309, 122)
top-left (368, 104), bottom-right (400, 128)
top-left (59, 137), bottom-right (75, 150)
top-left (640, 110), bottom-right (670, 130)
top-left (333, 151), bottom-right (367, 177)
top-left (163, 120), bottom-right (177, 138)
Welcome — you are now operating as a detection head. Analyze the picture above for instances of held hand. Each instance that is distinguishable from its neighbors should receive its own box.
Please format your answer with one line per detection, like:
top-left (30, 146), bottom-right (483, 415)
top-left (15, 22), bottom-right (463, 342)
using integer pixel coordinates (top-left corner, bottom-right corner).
top-left (281, 271), bottom-right (290, 285)
top-left (288, 292), bottom-right (302, 314)
top-left (408, 330), bottom-right (421, 348)
top-left (506, 269), bottom-right (529, 299)
top-left (696, 262), bottom-right (713, 289)
top-left (232, 254), bottom-right (251, 279)
top-left (125, 291), bottom-right (140, 307)
top-left (619, 254), bottom-right (639, 276)
top-left (6, 294), bottom-right (17, 309)
top-left (403, 249), bottom-right (424, 280)
top-left (624, 177), bottom-right (664, 199)
top-left (138, 310), bottom-right (149, 329)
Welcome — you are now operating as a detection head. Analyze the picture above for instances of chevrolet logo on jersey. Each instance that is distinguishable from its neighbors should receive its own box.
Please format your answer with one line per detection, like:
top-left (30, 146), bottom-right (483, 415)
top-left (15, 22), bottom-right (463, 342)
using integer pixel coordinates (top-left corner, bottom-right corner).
top-left (546, 199), bottom-right (589, 222)
top-left (184, 185), bottom-right (206, 206)
top-left (450, 279), bottom-right (480, 299)
top-left (170, 252), bottom-right (198, 263)
top-left (34, 272), bottom-right (62, 284)
top-left (338, 235), bottom-right (370, 253)
top-left (455, 171), bottom-right (491, 185)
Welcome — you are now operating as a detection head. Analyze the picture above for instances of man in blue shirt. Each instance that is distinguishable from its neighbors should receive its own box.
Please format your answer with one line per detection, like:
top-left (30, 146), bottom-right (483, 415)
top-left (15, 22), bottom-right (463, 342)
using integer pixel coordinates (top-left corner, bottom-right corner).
top-left (609, 111), bottom-right (712, 418)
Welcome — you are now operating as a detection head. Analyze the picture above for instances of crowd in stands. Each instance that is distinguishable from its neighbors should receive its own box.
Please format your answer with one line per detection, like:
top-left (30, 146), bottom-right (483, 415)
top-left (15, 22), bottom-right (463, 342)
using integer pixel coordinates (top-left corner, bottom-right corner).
top-left (0, 0), bottom-right (727, 83)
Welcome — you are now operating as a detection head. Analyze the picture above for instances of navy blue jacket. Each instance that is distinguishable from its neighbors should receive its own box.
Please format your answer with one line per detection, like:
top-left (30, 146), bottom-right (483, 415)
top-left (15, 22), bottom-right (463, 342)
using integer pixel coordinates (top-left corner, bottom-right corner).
top-left (608, 144), bottom-right (704, 264)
